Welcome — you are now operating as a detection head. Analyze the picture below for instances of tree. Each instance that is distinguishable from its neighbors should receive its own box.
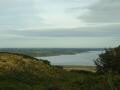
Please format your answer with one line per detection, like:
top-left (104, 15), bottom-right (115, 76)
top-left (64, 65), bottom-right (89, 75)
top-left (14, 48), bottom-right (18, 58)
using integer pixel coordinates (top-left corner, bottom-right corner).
top-left (95, 46), bottom-right (120, 74)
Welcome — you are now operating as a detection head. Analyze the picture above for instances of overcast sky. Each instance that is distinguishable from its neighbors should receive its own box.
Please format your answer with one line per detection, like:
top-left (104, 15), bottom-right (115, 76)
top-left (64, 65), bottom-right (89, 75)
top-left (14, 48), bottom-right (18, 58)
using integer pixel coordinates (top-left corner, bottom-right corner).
top-left (0, 0), bottom-right (120, 48)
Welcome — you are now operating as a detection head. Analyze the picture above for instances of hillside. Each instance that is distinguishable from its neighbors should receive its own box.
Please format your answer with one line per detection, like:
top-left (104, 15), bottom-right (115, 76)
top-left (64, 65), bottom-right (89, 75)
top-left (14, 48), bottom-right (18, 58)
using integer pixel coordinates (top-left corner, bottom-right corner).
top-left (0, 52), bottom-right (119, 90)
top-left (0, 52), bottom-right (64, 90)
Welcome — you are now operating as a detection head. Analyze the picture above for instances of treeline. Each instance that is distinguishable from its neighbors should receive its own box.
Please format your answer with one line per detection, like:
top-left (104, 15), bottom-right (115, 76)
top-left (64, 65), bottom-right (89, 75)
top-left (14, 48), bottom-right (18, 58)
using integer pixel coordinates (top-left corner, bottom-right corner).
top-left (0, 48), bottom-right (104, 57)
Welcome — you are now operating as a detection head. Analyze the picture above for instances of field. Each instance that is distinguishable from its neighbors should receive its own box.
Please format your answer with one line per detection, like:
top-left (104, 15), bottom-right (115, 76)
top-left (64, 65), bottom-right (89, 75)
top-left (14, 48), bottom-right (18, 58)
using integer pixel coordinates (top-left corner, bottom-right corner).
top-left (62, 65), bottom-right (96, 72)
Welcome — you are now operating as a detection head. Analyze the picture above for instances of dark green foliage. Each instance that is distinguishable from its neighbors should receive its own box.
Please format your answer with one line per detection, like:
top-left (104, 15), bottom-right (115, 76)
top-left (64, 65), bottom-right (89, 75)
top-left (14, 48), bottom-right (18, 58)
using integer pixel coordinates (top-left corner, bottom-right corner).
top-left (0, 72), bottom-right (120, 90)
top-left (42, 60), bottom-right (51, 65)
top-left (95, 46), bottom-right (120, 74)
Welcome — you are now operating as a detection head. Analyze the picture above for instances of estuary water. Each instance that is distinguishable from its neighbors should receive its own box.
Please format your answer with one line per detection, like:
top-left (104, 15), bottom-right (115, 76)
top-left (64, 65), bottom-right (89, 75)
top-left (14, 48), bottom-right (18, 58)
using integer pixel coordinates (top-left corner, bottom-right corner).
top-left (36, 51), bottom-right (104, 66)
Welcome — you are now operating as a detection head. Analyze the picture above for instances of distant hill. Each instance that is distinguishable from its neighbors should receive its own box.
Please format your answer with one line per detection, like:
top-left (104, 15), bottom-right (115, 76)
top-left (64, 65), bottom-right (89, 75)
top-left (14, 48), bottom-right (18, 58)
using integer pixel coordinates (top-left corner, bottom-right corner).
top-left (0, 52), bottom-right (119, 90)
top-left (0, 48), bottom-right (104, 57)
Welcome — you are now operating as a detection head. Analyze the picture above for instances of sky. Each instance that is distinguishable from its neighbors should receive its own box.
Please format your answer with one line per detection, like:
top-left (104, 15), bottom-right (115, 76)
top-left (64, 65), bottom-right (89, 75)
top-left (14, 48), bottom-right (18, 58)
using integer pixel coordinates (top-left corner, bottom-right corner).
top-left (0, 0), bottom-right (120, 48)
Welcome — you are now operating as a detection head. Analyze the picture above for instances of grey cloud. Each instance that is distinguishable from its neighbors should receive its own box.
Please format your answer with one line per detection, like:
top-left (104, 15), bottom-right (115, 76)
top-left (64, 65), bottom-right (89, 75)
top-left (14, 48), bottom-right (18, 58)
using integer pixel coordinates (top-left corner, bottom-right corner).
top-left (79, 0), bottom-right (120, 23)
top-left (1, 24), bottom-right (119, 38)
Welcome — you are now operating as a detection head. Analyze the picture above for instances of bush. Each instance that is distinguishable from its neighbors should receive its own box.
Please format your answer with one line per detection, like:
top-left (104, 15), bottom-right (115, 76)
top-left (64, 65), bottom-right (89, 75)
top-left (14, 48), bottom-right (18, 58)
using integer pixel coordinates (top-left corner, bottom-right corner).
top-left (95, 46), bottom-right (120, 74)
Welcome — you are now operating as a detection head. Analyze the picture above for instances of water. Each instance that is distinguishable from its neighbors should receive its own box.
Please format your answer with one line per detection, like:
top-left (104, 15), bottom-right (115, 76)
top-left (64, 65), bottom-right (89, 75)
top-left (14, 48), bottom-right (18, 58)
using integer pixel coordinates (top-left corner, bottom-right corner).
top-left (36, 51), bottom-right (104, 66)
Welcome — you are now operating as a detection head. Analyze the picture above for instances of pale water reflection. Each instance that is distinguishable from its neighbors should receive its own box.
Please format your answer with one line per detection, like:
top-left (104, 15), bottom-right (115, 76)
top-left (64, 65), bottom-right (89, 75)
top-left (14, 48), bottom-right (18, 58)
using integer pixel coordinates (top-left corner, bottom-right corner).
top-left (36, 51), bottom-right (104, 66)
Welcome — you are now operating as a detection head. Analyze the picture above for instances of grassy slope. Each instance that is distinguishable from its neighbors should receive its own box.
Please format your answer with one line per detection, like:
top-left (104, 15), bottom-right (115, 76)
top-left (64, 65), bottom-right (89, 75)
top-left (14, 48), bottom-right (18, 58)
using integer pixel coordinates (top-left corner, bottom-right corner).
top-left (0, 53), bottom-right (119, 90)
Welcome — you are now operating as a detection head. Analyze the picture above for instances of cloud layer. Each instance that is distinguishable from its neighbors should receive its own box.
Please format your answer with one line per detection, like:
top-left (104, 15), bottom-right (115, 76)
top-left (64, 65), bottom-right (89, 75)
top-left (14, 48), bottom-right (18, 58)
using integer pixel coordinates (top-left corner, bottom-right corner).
top-left (80, 0), bottom-right (120, 23)
top-left (0, 0), bottom-right (120, 48)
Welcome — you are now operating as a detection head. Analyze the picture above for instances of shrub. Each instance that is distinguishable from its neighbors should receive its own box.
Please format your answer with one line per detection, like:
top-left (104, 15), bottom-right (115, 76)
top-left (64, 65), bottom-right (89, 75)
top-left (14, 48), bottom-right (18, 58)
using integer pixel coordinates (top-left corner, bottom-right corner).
top-left (95, 46), bottom-right (120, 74)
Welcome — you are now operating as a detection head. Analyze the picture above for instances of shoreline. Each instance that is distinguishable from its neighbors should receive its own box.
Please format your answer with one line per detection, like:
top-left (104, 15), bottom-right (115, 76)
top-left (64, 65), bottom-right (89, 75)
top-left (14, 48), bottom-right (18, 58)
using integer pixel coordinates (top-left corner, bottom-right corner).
top-left (54, 65), bottom-right (96, 72)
